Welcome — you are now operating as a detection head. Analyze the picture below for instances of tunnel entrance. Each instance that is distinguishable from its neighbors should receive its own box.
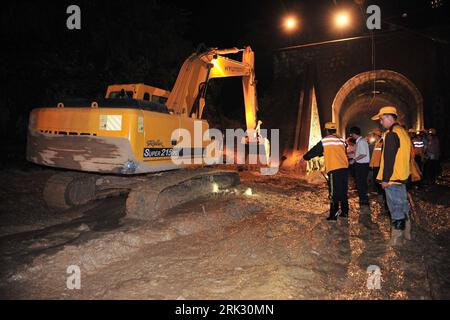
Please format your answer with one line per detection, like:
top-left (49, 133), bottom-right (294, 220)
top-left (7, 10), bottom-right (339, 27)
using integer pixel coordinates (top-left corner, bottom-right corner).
top-left (331, 70), bottom-right (424, 137)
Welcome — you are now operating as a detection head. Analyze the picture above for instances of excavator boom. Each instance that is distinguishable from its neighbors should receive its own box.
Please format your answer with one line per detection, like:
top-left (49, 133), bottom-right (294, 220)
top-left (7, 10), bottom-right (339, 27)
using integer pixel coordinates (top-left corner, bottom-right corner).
top-left (166, 46), bottom-right (259, 133)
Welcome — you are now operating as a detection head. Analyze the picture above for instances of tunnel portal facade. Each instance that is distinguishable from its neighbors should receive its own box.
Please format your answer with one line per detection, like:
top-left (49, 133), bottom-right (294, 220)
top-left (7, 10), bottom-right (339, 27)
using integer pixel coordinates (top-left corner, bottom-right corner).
top-left (268, 31), bottom-right (449, 169)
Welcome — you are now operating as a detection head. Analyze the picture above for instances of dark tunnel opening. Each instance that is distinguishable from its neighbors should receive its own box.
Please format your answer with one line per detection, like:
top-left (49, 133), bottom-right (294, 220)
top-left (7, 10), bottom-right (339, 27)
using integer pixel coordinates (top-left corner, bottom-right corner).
top-left (332, 70), bottom-right (423, 137)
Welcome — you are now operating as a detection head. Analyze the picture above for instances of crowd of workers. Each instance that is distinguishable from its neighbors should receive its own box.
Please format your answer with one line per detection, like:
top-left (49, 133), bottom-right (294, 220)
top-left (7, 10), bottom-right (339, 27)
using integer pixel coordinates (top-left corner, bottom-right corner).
top-left (301, 106), bottom-right (442, 247)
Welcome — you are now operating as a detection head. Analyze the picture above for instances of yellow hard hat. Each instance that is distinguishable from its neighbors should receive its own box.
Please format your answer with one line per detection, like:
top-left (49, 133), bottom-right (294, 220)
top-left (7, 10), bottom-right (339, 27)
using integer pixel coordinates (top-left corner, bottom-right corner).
top-left (324, 122), bottom-right (336, 130)
top-left (429, 128), bottom-right (437, 135)
top-left (371, 106), bottom-right (398, 120)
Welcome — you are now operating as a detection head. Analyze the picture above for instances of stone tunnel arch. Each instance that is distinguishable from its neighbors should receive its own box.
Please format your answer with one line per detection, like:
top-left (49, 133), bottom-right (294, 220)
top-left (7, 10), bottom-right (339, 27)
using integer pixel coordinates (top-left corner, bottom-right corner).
top-left (331, 70), bottom-right (424, 137)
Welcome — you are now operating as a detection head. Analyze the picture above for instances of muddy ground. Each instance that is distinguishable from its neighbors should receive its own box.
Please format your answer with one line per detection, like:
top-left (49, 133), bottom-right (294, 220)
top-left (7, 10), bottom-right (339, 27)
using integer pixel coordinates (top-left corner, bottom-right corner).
top-left (0, 162), bottom-right (449, 300)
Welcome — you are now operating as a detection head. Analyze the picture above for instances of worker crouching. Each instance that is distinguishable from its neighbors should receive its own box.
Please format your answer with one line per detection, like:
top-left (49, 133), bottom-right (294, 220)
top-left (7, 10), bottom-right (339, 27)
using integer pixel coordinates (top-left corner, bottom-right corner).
top-left (302, 122), bottom-right (349, 221)
top-left (371, 106), bottom-right (412, 246)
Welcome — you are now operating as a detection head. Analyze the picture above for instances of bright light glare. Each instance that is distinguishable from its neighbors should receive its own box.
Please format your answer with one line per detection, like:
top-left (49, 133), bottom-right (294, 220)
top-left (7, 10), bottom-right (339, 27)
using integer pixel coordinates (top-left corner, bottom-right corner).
top-left (335, 11), bottom-right (350, 28)
top-left (284, 16), bottom-right (298, 31)
top-left (212, 183), bottom-right (219, 193)
top-left (244, 188), bottom-right (253, 196)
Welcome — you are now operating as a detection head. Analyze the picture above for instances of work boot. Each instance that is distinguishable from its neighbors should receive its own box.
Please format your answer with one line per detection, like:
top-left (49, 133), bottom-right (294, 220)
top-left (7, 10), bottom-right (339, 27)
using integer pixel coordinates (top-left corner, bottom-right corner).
top-left (340, 200), bottom-right (349, 218)
top-left (404, 216), bottom-right (412, 241)
top-left (388, 219), bottom-right (405, 247)
top-left (326, 202), bottom-right (341, 221)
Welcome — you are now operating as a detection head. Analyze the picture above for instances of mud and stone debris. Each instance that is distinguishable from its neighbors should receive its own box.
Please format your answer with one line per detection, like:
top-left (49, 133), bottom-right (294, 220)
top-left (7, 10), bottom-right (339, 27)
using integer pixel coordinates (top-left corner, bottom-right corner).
top-left (0, 164), bottom-right (449, 299)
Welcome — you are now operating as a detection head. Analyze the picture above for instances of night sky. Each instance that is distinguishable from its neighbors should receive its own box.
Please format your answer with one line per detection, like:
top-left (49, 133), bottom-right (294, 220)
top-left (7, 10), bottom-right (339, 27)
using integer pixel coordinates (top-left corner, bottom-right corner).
top-left (2, 0), bottom-right (449, 141)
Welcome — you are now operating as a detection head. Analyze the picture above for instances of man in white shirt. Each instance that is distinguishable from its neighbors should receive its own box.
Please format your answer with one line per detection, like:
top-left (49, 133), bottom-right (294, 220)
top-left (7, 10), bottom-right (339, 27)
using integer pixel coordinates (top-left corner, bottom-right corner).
top-left (349, 126), bottom-right (370, 213)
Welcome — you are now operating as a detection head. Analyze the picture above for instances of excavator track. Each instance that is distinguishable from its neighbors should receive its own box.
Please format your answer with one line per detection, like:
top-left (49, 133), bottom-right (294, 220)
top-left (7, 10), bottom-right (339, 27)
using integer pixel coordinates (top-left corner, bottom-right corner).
top-left (43, 168), bottom-right (240, 219)
top-left (126, 168), bottom-right (240, 220)
top-left (43, 172), bottom-right (98, 209)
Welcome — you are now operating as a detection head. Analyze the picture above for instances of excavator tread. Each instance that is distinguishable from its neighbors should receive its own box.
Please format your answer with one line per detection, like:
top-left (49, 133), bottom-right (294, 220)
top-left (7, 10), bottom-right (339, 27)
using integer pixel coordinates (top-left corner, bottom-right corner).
top-left (43, 171), bottom-right (98, 209)
top-left (43, 168), bottom-right (240, 220)
top-left (126, 168), bottom-right (240, 220)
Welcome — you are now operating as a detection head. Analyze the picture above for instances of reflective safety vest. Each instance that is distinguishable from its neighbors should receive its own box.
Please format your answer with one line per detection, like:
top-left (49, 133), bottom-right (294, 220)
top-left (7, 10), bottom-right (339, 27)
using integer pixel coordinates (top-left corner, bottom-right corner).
top-left (369, 139), bottom-right (383, 168)
top-left (321, 134), bottom-right (349, 173)
top-left (377, 124), bottom-right (411, 184)
top-left (412, 138), bottom-right (424, 156)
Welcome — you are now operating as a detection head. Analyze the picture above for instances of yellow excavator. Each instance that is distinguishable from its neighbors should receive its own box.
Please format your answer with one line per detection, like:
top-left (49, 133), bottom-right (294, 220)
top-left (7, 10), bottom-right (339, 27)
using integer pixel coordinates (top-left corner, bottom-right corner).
top-left (27, 46), bottom-right (268, 219)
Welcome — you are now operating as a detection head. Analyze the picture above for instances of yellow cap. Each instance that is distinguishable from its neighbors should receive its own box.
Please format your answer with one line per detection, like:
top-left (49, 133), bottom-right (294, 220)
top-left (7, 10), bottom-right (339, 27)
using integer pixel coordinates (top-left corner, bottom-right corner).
top-left (371, 106), bottom-right (398, 120)
top-left (324, 122), bottom-right (336, 130)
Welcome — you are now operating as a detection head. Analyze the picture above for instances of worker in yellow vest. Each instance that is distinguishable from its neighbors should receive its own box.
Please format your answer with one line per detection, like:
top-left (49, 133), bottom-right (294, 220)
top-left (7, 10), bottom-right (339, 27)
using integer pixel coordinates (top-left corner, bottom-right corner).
top-left (371, 106), bottom-right (411, 246)
top-left (302, 122), bottom-right (349, 221)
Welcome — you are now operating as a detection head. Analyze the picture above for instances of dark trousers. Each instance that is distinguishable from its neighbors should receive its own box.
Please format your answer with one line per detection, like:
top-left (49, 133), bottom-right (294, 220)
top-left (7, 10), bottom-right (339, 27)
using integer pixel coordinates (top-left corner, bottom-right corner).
top-left (411, 155), bottom-right (424, 188)
top-left (328, 168), bottom-right (348, 202)
top-left (414, 155), bottom-right (423, 173)
top-left (355, 162), bottom-right (370, 205)
top-left (372, 167), bottom-right (383, 195)
top-left (327, 168), bottom-right (349, 217)
top-left (348, 163), bottom-right (355, 179)
top-left (425, 159), bottom-right (440, 184)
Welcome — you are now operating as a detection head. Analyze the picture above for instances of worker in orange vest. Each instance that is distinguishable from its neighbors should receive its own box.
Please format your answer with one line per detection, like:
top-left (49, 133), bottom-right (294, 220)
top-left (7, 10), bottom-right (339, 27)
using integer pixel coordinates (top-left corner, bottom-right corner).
top-left (302, 122), bottom-right (349, 221)
top-left (369, 128), bottom-right (390, 216)
top-left (409, 129), bottom-right (425, 172)
top-left (369, 128), bottom-right (383, 195)
top-left (409, 128), bottom-right (425, 188)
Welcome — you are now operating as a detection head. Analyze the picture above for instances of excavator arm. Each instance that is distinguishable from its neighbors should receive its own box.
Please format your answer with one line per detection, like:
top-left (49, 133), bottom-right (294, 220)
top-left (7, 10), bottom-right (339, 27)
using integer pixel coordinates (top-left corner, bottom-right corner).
top-left (166, 46), bottom-right (259, 136)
